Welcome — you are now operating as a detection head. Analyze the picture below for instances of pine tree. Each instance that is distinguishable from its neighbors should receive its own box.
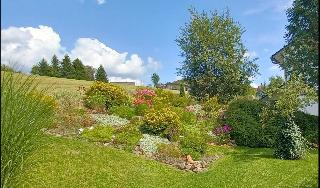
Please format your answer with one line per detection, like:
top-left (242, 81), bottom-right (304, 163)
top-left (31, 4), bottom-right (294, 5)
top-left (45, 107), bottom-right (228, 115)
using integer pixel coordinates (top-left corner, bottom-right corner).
top-left (61, 54), bottom-right (75, 79)
top-left (95, 65), bottom-right (108, 82)
top-left (51, 54), bottom-right (61, 77)
top-left (85, 65), bottom-right (96, 81)
top-left (37, 58), bottom-right (51, 76)
top-left (72, 58), bottom-right (86, 80)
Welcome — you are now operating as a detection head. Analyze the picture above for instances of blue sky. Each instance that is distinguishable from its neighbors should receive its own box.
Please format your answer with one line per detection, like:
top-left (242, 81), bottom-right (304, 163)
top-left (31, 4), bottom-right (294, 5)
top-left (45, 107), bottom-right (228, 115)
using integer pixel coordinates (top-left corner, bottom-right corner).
top-left (1, 0), bottom-right (292, 86)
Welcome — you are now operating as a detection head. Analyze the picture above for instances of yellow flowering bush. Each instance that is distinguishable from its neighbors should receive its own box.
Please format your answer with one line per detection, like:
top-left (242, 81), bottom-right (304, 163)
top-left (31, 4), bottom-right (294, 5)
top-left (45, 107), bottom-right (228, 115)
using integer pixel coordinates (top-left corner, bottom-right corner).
top-left (84, 81), bottom-right (130, 110)
top-left (143, 107), bottom-right (182, 141)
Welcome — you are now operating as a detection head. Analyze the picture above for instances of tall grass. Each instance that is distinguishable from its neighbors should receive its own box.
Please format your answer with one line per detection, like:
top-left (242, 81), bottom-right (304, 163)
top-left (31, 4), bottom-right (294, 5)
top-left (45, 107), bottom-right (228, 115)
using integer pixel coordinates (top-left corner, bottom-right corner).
top-left (1, 71), bottom-right (55, 187)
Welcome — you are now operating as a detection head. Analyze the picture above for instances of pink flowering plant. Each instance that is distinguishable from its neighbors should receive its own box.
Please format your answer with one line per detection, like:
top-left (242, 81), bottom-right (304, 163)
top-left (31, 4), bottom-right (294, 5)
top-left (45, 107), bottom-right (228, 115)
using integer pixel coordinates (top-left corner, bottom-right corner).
top-left (209, 124), bottom-right (232, 145)
top-left (133, 88), bottom-right (157, 107)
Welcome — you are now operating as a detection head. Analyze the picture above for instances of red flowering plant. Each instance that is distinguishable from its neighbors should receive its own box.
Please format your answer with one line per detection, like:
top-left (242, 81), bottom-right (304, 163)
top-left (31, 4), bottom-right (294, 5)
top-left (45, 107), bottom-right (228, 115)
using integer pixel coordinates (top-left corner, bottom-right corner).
top-left (133, 88), bottom-right (157, 107)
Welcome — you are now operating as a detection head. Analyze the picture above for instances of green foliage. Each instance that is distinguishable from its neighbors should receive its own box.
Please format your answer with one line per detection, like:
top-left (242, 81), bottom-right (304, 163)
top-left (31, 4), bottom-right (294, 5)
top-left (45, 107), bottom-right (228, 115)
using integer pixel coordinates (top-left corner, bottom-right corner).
top-left (157, 143), bottom-right (183, 158)
top-left (134, 103), bottom-right (149, 116)
top-left (151, 73), bottom-right (160, 87)
top-left (81, 126), bottom-right (115, 142)
top-left (73, 58), bottom-right (87, 80)
top-left (84, 65), bottom-right (96, 81)
top-left (293, 111), bottom-right (318, 144)
top-left (84, 81), bottom-right (130, 110)
top-left (179, 82), bottom-right (185, 97)
top-left (176, 8), bottom-right (258, 103)
top-left (282, 0), bottom-right (318, 88)
top-left (51, 54), bottom-right (61, 77)
top-left (61, 54), bottom-right (75, 79)
top-left (172, 107), bottom-right (197, 125)
top-left (1, 64), bottom-right (16, 72)
top-left (113, 121), bottom-right (143, 152)
top-left (179, 131), bottom-right (207, 160)
top-left (225, 97), bottom-right (277, 147)
top-left (83, 91), bottom-right (107, 112)
top-left (202, 96), bottom-right (223, 121)
top-left (274, 118), bottom-right (306, 160)
top-left (95, 65), bottom-right (108, 82)
top-left (139, 134), bottom-right (170, 155)
top-left (154, 88), bottom-right (192, 108)
top-left (109, 105), bottom-right (136, 120)
top-left (142, 107), bottom-right (182, 141)
top-left (32, 58), bottom-right (52, 76)
top-left (1, 72), bottom-right (55, 187)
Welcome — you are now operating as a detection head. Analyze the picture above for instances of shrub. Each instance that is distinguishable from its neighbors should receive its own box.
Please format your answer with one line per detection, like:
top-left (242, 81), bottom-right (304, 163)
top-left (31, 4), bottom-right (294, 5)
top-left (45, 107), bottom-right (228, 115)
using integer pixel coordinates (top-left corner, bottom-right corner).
top-left (157, 143), bottom-right (183, 158)
top-left (225, 97), bottom-right (277, 147)
top-left (83, 91), bottom-right (107, 112)
top-left (274, 118), bottom-right (306, 160)
top-left (91, 114), bottom-right (129, 128)
top-left (134, 103), bottom-right (149, 116)
top-left (293, 111), bottom-right (318, 144)
top-left (53, 89), bottom-right (82, 110)
top-left (202, 97), bottom-right (223, 119)
top-left (172, 107), bottom-right (197, 125)
top-left (139, 134), bottom-right (170, 155)
top-left (142, 107), bottom-right (182, 140)
top-left (84, 81), bottom-right (129, 110)
top-left (208, 124), bottom-right (232, 145)
top-left (179, 131), bottom-right (207, 160)
top-left (113, 121), bottom-right (143, 152)
top-left (81, 126), bottom-right (115, 142)
top-left (109, 105), bottom-right (136, 120)
top-left (154, 88), bottom-right (192, 108)
top-left (1, 72), bottom-right (55, 187)
top-left (133, 88), bottom-right (156, 107)
top-left (185, 104), bottom-right (205, 118)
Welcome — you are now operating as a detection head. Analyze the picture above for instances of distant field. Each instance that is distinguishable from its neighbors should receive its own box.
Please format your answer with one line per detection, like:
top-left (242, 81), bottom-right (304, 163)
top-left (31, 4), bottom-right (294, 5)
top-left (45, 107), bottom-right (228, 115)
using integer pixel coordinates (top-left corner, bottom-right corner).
top-left (1, 72), bottom-right (179, 95)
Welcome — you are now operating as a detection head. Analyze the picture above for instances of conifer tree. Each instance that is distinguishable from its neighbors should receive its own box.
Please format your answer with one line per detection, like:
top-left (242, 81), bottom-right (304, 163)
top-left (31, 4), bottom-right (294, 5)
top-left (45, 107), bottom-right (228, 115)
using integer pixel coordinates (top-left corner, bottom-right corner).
top-left (51, 54), bottom-right (61, 77)
top-left (95, 65), bottom-right (108, 82)
top-left (73, 58), bottom-right (86, 80)
top-left (61, 54), bottom-right (75, 79)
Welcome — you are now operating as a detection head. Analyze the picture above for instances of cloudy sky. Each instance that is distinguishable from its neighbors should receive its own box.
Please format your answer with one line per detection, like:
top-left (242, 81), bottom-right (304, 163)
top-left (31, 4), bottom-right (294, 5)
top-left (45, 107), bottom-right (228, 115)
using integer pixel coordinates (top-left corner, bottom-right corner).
top-left (1, 0), bottom-right (292, 86)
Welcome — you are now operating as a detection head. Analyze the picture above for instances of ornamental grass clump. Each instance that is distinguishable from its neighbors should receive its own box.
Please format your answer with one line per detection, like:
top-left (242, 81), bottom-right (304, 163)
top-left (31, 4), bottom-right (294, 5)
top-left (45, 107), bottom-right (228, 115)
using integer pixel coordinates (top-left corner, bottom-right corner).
top-left (1, 72), bottom-right (55, 187)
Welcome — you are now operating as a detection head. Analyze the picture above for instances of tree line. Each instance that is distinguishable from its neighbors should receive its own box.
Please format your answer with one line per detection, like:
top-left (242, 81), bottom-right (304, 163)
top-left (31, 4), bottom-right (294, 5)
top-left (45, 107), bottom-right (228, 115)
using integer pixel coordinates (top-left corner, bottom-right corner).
top-left (31, 54), bottom-right (109, 82)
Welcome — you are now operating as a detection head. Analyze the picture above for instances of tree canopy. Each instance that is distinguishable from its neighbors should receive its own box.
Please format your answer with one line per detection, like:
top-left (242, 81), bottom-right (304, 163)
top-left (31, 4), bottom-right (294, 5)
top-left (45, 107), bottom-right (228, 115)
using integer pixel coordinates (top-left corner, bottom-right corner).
top-left (95, 65), bottom-right (109, 82)
top-left (282, 0), bottom-right (318, 89)
top-left (151, 73), bottom-right (160, 87)
top-left (176, 8), bottom-right (258, 103)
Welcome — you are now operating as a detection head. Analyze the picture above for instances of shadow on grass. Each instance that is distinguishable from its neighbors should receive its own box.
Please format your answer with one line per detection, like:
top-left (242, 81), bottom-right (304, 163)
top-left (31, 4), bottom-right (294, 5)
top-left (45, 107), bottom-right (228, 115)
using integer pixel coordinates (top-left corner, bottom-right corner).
top-left (229, 147), bottom-right (276, 163)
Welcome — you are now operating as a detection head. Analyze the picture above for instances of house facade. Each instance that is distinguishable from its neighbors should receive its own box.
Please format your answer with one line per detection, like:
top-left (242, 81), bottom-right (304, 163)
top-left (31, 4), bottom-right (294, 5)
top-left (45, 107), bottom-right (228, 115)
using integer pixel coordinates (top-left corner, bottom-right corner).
top-left (271, 47), bottom-right (318, 116)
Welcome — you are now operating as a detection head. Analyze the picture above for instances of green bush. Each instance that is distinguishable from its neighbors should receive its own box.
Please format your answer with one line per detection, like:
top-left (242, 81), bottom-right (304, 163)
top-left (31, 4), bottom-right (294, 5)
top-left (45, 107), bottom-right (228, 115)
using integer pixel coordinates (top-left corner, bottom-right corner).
top-left (83, 91), bottom-right (107, 112)
top-left (293, 111), bottom-right (318, 144)
top-left (81, 126), bottom-right (115, 142)
top-left (113, 121), bottom-right (143, 152)
top-left (134, 103), bottom-right (149, 116)
top-left (172, 107), bottom-right (197, 125)
top-left (84, 81), bottom-right (130, 111)
top-left (157, 143), bottom-right (183, 158)
top-left (225, 98), bottom-right (277, 147)
top-left (142, 107), bottom-right (182, 141)
top-left (109, 105), bottom-right (136, 120)
top-left (274, 118), bottom-right (306, 160)
top-left (154, 88), bottom-right (192, 108)
top-left (179, 131), bottom-right (207, 160)
top-left (1, 72), bottom-right (55, 187)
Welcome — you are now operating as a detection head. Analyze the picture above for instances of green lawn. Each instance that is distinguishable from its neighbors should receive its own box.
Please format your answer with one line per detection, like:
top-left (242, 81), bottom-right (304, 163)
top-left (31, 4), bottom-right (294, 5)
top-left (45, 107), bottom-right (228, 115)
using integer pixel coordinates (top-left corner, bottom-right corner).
top-left (19, 135), bottom-right (318, 188)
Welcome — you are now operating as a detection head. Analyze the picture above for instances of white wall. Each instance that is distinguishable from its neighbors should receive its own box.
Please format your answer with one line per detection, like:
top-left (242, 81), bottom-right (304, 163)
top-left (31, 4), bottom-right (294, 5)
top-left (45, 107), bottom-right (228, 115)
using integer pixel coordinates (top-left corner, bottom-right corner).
top-left (300, 102), bottom-right (318, 116)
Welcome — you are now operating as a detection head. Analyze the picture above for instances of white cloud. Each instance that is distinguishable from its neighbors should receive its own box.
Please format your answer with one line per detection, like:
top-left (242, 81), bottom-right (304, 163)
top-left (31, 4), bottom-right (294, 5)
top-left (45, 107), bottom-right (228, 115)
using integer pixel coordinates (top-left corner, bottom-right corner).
top-left (243, 0), bottom-right (293, 16)
top-left (96, 0), bottom-right (105, 5)
top-left (1, 25), bottom-right (161, 85)
top-left (1, 25), bottom-right (65, 71)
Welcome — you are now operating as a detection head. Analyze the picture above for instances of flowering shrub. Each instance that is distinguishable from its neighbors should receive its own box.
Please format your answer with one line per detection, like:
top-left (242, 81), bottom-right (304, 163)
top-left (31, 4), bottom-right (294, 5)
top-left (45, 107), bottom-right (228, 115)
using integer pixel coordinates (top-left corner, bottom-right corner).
top-left (209, 124), bottom-right (232, 145)
top-left (213, 124), bottom-right (232, 135)
top-left (133, 88), bottom-right (156, 107)
top-left (202, 97), bottom-right (223, 119)
top-left (186, 104), bottom-right (205, 118)
top-left (139, 134), bottom-right (170, 155)
top-left (91, 114), bottom-right (129, 128)
top-left (143, 107), bottom-right (181, 140)
top-left (84, 81), bottom-right (130, 110)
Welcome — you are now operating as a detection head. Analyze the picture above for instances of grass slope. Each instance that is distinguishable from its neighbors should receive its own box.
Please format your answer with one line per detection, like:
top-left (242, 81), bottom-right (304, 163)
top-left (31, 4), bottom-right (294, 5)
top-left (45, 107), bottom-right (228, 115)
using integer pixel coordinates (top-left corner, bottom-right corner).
top-left (19, 135), bottom-right (318, 188)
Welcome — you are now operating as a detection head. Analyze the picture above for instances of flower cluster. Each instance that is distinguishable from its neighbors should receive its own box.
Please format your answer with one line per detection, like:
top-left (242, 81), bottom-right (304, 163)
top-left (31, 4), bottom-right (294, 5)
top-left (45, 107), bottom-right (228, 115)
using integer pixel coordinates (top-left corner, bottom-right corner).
top-left (213, 124), bottom-right (232, 135)
top-left (186, 104), bottom-right (204, 116)
top-left (133, 88), bottom-right (157, 107)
